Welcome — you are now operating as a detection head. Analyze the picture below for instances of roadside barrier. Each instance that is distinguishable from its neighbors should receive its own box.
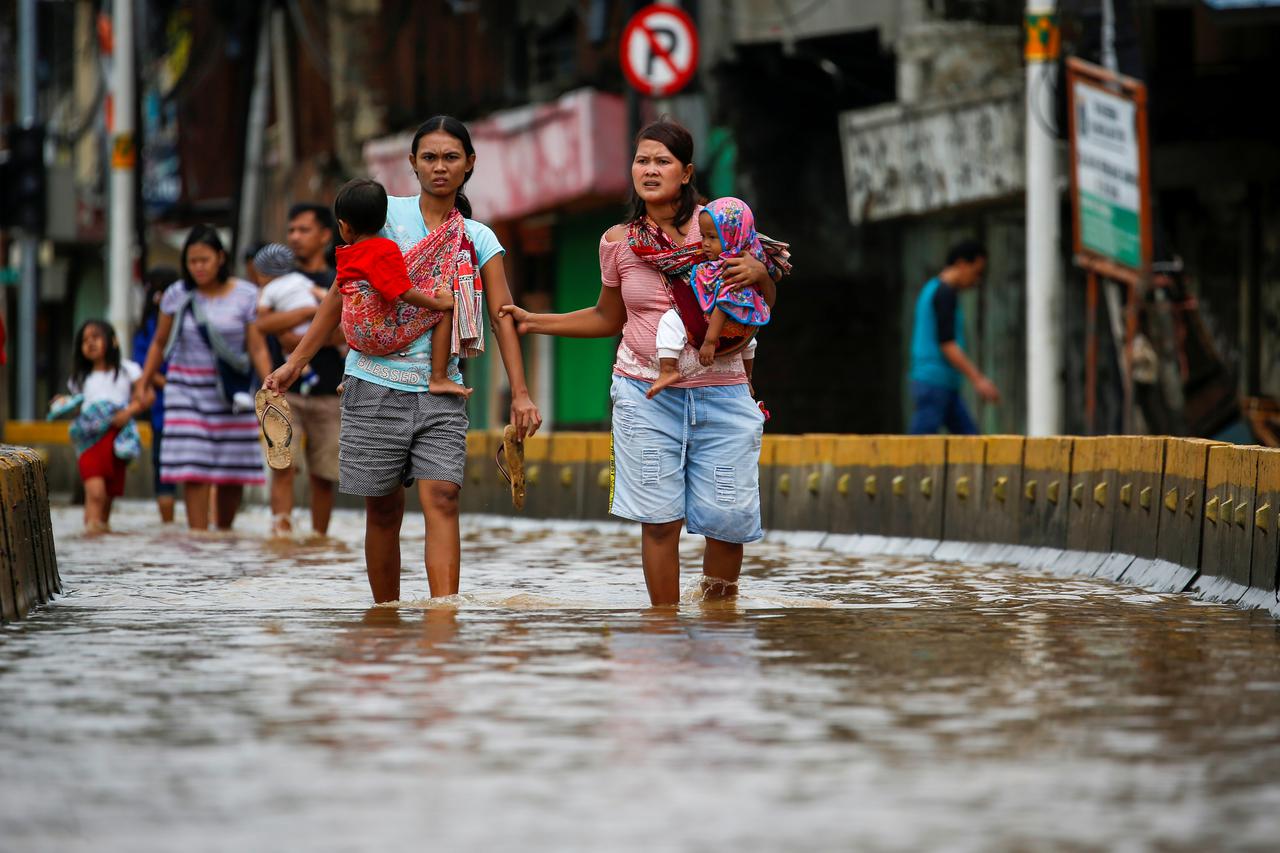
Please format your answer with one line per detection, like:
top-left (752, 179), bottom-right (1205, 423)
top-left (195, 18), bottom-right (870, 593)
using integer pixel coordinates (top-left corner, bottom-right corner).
top-left (9, 420), bottom-right (1280, 618)
top-left (0, 446), bottom-right (60, 621)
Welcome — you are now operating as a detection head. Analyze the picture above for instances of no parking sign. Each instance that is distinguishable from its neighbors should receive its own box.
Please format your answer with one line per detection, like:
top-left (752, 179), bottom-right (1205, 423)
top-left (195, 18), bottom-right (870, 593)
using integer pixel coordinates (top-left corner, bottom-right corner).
top-left (620, 5), bottom-right (699, 97)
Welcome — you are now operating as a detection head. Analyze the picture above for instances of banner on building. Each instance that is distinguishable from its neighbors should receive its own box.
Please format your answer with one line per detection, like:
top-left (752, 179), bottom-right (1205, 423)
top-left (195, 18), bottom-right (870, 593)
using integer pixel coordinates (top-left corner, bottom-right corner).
top-left (1067, 58), bottom-right (1151, 282)
top-left (838, 92), bottom-right (1024, 225)
top-left (363, 89), bottom-right (629, 224)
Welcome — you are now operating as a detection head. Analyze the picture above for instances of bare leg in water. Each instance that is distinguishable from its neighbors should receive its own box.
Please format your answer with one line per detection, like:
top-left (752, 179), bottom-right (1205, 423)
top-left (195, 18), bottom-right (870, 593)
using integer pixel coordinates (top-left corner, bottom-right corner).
top-left (364, 490), bottom-right (405, 603)
top-left (418, 479), bottom-right (461, 597)
top-left (640, 521), bottom-right (743, 605)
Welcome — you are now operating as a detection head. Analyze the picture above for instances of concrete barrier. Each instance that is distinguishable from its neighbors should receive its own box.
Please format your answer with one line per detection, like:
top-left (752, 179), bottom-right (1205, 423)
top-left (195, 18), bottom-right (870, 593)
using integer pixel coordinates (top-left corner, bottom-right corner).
top-left (937, 436), bottom-right (985, 561)
top-left (0, 446), bottom-right (61, 621)
top-left (1016, 436), bottom-right (1073, 568)
top-left (1245, 448), bottom-right (1280, 610)
top-left (1107, 436), bottom-right (1166, 578)
top-left (12, 418), bottom-right (1280, 618)
top-left (982, 435), bottom-right (1026, 563)
top-left (1195, 444), bottom-right (1260, 603)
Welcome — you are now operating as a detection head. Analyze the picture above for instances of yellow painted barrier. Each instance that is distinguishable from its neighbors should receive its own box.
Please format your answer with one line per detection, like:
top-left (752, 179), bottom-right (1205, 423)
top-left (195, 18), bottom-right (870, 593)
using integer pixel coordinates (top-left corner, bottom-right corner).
top-left (11, 419), bottom-right (1276, 615)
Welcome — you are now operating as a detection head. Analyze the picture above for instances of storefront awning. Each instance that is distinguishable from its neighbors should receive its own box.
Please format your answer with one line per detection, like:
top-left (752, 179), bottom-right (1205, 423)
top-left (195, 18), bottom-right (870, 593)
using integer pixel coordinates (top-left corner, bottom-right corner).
top-left (363, 88), bottom-right (630, 223)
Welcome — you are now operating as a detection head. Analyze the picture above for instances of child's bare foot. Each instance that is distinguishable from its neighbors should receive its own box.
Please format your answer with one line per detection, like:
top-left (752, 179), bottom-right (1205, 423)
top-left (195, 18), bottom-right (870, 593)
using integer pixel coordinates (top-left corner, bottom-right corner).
top-left (429, 376), bottom-right (473, 398)
top-left (647, 368), bottom-right (681, 399)
top-left (698, 340), bottom-right (718, 366)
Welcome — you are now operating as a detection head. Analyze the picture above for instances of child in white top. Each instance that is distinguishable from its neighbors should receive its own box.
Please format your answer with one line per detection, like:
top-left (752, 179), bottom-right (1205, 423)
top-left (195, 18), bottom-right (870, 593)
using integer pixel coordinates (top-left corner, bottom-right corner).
top-left (254, 243), bottom-right (329, 336)
top-left (53, 320), bottom-right (145, 532)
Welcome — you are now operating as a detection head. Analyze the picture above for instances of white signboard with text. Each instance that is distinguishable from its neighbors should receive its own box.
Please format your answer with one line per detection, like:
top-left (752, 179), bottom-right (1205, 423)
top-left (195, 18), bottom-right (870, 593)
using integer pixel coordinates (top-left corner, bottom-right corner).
top-left (1072, 81), bottom-right (1142, 268)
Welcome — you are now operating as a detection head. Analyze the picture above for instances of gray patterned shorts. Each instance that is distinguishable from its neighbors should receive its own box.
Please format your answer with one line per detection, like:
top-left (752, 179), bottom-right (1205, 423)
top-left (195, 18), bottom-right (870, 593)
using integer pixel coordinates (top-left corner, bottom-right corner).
top-left (338, 377), bottom-right (469, 495)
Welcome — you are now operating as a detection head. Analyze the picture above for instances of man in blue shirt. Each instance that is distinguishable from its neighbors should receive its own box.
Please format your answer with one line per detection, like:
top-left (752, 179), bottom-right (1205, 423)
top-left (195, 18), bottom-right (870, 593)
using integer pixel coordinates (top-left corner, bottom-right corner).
top-left (908, 240), bottom-right (1000, 434)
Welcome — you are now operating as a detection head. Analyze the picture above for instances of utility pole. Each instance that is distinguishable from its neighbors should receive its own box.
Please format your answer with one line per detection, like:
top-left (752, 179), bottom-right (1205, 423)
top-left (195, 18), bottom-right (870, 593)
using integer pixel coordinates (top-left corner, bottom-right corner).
top-left (1024, 2), bottom-right (1062, 436)
top-left (108, 0), bottom-right (136, 342)
top-left (16, 0), bottom-right (38, 420)
top-left (236, 10), bottom-right (272, 264)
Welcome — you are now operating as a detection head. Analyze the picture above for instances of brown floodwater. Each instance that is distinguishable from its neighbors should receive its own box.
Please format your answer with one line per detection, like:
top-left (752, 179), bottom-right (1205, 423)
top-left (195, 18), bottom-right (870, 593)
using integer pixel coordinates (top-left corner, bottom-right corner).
top-left (3, 501), bottom-right (1280, 851)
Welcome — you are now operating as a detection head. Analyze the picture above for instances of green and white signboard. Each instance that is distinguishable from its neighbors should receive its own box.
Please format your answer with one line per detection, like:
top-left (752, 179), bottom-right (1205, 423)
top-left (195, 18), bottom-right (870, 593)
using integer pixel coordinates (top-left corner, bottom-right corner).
top-left (1072, 81), bottom-right (1141, 267)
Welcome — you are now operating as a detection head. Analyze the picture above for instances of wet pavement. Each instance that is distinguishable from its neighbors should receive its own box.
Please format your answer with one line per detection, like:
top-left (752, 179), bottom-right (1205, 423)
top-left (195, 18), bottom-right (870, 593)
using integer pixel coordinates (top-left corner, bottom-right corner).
top-left (3, 501), bottom-right (1280, 851)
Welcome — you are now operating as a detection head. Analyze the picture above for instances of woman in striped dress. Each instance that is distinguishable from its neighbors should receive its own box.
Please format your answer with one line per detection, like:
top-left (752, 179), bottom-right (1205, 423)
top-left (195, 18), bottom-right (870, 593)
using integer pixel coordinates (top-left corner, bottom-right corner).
top-left (136, 226), bottom-right (274, 530)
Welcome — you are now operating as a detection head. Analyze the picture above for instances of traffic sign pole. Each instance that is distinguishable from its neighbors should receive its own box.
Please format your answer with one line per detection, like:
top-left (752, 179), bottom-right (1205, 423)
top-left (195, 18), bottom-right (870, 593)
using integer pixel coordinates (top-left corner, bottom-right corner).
top-left (17, 0), bottom-right (38, 420)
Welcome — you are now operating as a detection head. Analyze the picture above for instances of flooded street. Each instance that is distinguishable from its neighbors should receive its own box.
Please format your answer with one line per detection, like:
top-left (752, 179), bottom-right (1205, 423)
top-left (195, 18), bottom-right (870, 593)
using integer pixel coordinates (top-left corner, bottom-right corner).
top-left (4, 502), bottom-right (1280, 851)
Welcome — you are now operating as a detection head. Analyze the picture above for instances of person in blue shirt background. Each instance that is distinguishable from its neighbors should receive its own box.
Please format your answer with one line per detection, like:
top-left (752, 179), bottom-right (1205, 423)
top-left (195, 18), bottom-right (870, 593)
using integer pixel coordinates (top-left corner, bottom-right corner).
top-left (131, 265), bottom-right (180, 522)
top-left (907, 240), bottom-right (1000, 435)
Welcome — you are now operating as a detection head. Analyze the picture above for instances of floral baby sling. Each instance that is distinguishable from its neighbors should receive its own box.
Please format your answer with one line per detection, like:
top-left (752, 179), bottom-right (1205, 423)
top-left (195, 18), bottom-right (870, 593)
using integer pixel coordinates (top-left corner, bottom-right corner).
top-left (342, 207), bottom-right (485, 358)
top-left (627, 210), bottom-right (792, 356)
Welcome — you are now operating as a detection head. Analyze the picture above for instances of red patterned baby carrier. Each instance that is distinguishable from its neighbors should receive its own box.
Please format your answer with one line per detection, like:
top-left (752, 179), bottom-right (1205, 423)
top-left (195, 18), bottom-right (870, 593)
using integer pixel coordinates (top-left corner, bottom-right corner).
top-left (341, 207), bottom-right (486, 358)
top-left (627, 213), bottom-right (790, 356)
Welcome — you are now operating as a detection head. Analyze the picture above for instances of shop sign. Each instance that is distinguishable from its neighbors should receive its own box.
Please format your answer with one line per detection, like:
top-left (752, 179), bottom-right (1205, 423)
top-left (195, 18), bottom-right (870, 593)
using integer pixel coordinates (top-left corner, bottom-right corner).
top-left (1067, 58), bottom-right (1151, 280)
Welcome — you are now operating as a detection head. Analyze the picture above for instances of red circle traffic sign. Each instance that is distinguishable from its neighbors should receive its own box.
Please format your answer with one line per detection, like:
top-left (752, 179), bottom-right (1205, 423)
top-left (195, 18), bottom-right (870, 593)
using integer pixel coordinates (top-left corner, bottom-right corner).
top-left (620, 5), bottom-right (699, 97)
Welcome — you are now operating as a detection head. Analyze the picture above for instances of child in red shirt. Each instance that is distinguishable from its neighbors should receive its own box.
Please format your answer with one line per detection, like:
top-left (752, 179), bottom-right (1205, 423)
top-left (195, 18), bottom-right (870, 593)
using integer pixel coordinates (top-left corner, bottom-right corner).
top-left (334, 178), bottom-right (469, 398)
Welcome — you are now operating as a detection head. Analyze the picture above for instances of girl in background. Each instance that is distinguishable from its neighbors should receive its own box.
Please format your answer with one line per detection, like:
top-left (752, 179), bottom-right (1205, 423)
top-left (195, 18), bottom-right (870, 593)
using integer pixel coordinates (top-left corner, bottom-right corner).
top-left (54, 320), bottom-right (146, 532)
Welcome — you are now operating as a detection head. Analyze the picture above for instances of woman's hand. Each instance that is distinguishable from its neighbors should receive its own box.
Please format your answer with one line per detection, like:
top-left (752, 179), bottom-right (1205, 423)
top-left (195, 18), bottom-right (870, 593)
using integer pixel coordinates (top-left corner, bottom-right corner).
top-left (109, 409), bottom-right (132, 429)
top-left (497, 304), bottom-right (535, 335)
top-left (135, 383), bottom-right (157, 410)
top-left (264, 360), bottom-right (304, 395)
top-left (510, 388), bottom-right (542, 440)
top-left (722, 255), bottom-right (771, 292)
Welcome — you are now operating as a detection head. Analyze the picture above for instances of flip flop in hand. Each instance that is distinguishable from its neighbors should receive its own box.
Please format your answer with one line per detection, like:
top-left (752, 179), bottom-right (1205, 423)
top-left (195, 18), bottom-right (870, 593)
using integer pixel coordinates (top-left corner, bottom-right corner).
top-left (256, 388), bottom-right (294, 471)
top-left (495, 423), bottom-right (526, 511)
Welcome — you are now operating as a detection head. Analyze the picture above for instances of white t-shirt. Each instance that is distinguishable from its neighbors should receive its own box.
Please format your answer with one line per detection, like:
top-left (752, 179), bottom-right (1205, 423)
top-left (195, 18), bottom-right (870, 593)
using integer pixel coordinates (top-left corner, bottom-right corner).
top-left (68, 360), bottom-right (142, 407)
top-left (259, 271), bottom-right (323, 336)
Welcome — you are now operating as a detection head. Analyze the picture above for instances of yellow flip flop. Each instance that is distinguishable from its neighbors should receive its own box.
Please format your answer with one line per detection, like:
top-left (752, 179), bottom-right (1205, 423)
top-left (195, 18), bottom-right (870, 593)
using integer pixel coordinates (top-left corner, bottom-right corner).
top-left (255, 388), bottom-right (293, 470)
top-left (495, 424), bottom-right (525, 511)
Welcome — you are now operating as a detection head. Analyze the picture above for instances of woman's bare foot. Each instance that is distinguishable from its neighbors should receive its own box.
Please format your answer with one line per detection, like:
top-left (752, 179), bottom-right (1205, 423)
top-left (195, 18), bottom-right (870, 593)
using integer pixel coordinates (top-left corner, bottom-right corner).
top-left (429, 376), bottom-right (473, 398)
top-left (647, 368), bottom-right (681, 399)
top-left (699, 574), bottom-right (739, 599)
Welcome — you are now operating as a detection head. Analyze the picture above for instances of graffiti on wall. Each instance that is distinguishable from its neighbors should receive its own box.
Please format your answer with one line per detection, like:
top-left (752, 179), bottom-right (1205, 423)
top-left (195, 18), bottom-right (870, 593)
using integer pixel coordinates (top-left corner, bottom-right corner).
top-left (839, 94), bottom-right (1024, 225)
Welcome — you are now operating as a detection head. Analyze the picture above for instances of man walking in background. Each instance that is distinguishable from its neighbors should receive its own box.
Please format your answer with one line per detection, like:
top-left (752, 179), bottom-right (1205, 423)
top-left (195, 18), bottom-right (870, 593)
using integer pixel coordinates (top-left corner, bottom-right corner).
top-left (908, 240), bottom-right (1000, 435)
top-left (254, 203), bottom-right (345, 537)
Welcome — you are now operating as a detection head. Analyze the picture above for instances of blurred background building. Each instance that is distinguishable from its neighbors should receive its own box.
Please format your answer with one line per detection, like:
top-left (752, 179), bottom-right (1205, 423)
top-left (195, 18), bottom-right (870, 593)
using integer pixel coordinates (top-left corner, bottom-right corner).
top-left (1, 0), bottom-right (1278, 438)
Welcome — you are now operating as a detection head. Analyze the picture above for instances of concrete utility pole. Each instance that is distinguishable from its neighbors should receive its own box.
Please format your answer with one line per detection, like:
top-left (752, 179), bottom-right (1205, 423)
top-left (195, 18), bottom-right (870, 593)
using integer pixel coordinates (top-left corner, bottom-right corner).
top-left (1024, 2), bottom-right (1063, 436)
top-left (236, 10), bottom-right (272, 263)
top-left (17, 0), bottom-right (38, 420)
top-left (108, 0), bottom-right (136, 342)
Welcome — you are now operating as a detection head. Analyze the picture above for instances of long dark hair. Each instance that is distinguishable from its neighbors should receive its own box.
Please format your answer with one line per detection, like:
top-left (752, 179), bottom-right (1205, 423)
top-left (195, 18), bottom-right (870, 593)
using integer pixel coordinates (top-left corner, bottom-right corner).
top-left (626, 118), bottom-right (700, 231)
top-left (72, 319), bottom-right (122, 389)
top-left (410, 115), bottom-right (476, 219)
top-left (180, 225), bottom-right (230, 290)
top-left (141, 265), bottom-right (179, 328)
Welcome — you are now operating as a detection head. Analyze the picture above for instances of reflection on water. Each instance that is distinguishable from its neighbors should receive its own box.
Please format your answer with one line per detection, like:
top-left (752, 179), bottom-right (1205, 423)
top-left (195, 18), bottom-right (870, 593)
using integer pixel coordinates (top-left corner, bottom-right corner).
top-left (3, 502), bottom-right (1280, 851)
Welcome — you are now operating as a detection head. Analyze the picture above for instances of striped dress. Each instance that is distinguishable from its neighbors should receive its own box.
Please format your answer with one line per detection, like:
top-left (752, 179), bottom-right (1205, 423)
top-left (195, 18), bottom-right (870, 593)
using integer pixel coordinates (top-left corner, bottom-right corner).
top-left (157, 279), bottom-right (265, 485)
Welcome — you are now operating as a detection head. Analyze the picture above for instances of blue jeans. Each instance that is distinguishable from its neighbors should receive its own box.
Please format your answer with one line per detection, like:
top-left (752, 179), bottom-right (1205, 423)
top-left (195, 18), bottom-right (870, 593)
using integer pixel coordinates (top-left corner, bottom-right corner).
top-left (609, 376), bottom-right (764, 544)
top-left (908, 381), bottom-right (979, 435)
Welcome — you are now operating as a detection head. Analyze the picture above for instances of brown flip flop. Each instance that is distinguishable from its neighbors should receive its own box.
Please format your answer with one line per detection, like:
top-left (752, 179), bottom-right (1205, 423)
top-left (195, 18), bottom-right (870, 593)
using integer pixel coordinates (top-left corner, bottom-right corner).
top-left (256, 388), bottom-right (293, 470)
top-left (495, 424), bottom-right (526, 510)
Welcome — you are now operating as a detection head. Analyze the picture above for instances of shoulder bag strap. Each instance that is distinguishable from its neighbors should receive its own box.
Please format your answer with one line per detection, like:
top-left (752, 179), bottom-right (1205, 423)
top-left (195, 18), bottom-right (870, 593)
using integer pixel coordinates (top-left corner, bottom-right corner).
top-left (162, 291), bottom-right (195, 363)
top-left (189, 294), bottom-right (252, 373)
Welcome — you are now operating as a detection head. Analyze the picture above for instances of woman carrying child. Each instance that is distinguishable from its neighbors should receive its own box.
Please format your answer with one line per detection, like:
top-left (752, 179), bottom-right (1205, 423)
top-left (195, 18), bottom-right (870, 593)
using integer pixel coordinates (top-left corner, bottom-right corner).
top-left (499, 119), bottom-right (786, 606)
top-left (135, 226), bottom-right (275, 531)
top-left (53, 320), bottom-right (147, 531)
top-left (264, 115), bottom-right (541, 604)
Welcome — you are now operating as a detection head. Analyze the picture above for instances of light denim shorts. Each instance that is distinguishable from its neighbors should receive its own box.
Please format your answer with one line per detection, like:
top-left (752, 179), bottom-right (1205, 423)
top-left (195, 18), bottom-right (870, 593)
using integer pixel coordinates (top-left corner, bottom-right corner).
top-left (609, 375), bottom-right (764, 543)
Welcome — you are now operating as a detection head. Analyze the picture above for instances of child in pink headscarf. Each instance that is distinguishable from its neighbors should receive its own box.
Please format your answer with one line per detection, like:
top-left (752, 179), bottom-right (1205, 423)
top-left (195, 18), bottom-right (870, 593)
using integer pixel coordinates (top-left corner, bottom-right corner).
top-left (648, 197), bottom-right (771, 397)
